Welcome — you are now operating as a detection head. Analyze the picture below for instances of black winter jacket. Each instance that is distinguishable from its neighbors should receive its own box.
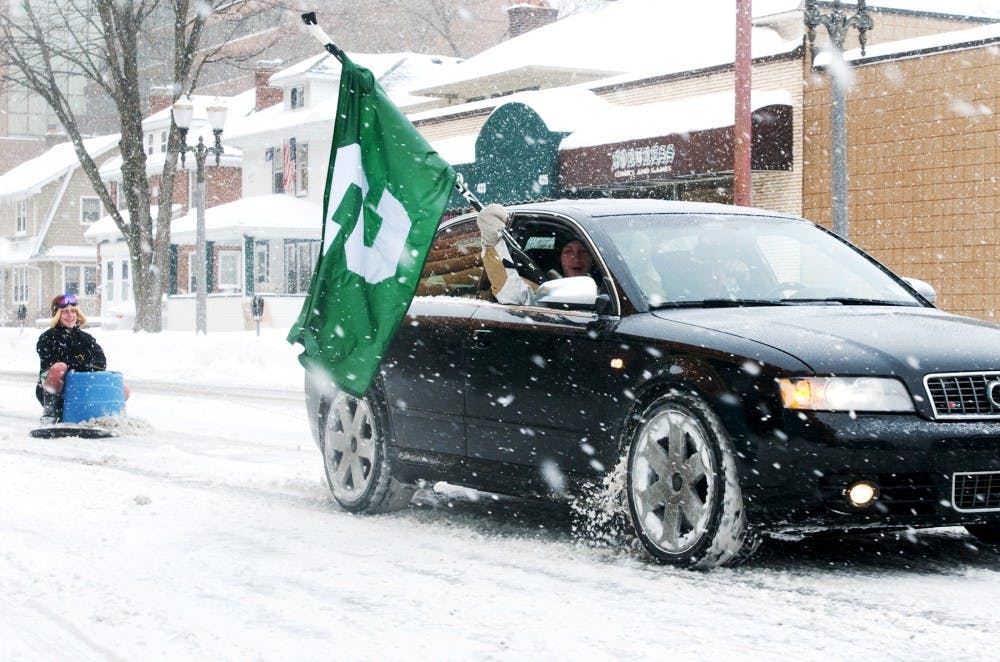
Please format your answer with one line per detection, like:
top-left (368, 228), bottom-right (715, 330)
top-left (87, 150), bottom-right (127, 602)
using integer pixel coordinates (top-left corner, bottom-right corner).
top-left (36, 325), bottom-right (106, 377)
top-left (35, 325), bottom-right (107, 404)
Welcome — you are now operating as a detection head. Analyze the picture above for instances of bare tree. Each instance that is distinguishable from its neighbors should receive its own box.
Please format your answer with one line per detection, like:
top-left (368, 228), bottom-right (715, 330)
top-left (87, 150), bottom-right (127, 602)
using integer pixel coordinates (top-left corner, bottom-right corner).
top-left (0, 0), bottom-right (267, 332)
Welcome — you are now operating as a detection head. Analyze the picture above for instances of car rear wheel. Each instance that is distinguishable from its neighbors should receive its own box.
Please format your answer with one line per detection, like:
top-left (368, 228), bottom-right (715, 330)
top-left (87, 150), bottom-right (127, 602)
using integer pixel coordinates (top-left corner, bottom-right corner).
top-left (626, 391), bottom-right (759, 569)
top-left (322, 388), bottom-right (413, 513)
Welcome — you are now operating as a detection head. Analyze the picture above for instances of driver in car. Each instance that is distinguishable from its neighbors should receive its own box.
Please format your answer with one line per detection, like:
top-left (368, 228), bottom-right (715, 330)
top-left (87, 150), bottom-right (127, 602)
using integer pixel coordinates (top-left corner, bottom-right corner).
top-left (477, 203), bottom-right (594, 305)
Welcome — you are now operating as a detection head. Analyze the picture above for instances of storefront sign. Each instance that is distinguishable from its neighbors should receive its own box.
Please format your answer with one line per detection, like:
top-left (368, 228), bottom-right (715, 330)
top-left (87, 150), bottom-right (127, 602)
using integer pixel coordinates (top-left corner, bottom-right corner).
top-left (611, 143), bottom-right (676, 179)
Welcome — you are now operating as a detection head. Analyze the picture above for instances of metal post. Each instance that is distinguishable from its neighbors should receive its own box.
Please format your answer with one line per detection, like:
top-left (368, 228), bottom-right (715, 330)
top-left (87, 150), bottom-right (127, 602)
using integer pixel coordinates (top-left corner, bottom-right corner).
top-left (803, 0), bottom-right (873, 239)
top-left (194, 141), bottom-right (208, 335)
top-left (830, 50), bottom-right (848, 238)
top-left (177, 128), bottom-right (225, 334)
top-left (733, 0), bottom-right (753, 207)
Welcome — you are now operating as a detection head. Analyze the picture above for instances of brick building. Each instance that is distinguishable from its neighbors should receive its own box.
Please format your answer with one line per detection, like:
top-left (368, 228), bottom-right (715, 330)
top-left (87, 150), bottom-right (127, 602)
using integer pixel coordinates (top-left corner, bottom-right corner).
top-left (803, 25), bottom-right (1000, 320)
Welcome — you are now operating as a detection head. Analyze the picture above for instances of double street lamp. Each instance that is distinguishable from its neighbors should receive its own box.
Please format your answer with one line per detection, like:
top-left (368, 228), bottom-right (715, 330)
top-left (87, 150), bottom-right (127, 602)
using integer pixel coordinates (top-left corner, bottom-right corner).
top-left (804, 0), bottom-right (874, 239)
top-left (171, 96), bottom-right (228, 334)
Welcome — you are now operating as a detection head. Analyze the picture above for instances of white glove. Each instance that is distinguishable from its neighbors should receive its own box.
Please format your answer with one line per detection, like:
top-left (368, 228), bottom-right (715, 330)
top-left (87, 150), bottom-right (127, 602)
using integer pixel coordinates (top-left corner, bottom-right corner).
top-left (477, 204), bottom-right (507, 247)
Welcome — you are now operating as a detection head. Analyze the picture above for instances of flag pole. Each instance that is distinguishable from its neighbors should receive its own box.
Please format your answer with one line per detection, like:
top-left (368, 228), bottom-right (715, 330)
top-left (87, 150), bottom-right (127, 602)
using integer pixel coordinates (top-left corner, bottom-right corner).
top-left (301, 12), bottom-right (344, 62)
top-left (300, 12), bottom-right (483, 212)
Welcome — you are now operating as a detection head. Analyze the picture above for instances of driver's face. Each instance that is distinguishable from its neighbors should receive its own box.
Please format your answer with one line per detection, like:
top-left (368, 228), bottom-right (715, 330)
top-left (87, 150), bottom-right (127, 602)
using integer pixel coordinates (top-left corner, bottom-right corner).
top-left (560, 240), bottom-right (593, 277)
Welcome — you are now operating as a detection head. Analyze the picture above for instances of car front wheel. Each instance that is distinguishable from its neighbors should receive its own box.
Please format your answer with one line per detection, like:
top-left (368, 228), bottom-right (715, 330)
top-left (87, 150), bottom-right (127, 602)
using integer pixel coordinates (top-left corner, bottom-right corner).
top-left (626, 391), bottom-right (759, 569)
top-left (322, 388), bottom-right (413, 514)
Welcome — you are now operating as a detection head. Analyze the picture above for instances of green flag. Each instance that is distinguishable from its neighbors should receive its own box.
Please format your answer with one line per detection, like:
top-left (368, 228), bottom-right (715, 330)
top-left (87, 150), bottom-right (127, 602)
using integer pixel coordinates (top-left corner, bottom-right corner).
top-left (288, 54), bottom-right (457, 397)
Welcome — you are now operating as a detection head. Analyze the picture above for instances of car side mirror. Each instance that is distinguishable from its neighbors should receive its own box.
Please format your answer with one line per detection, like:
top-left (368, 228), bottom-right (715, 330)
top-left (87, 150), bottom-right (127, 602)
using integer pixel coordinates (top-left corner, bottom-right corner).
top-left (903, 277), bottom-right (936, 304)
top-left (535, 276), bottom-right (598, 309)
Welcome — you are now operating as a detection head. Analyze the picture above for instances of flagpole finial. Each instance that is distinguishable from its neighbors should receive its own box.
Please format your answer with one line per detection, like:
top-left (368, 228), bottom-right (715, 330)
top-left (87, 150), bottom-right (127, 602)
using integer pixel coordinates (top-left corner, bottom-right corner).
top-left (301, 12), bottom-right (344, 61)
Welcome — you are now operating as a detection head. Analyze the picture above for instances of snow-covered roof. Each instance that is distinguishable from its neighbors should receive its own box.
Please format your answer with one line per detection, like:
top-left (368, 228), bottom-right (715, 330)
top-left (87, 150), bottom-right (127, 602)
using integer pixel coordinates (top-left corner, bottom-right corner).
top-left (837, 19), bottom-right (1000, 64)
top-left (0, 135), bottom-right (119, 199)
top-left (413, 0), bottom-right (800, 100)
top-left (867, 0), bottom-right (1000, 19)
top-left (169, 194), bottom-right (322, 243)
top-left (0, 237), bottom-right (33, 264)
top-left (226, 52), bottom-right (461, 141)
top-left (85, 205), bottom-right (180, 243)
top-left (267, 51), bottom-right (442, 87)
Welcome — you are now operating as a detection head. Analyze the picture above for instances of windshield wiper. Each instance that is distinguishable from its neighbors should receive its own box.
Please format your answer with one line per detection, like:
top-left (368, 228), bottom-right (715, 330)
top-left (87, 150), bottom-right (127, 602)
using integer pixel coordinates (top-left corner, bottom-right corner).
top-left (788, 297), bottom-right (919, 306)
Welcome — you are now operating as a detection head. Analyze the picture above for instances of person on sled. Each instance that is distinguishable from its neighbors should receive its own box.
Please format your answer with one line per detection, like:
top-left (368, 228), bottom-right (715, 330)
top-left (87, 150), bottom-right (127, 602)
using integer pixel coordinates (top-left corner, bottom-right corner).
top-left (35, 293), bottom-right (129, 424)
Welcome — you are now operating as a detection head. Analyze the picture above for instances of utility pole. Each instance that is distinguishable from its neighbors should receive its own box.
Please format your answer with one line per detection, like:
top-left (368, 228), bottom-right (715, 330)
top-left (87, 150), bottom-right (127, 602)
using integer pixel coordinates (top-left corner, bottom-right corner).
top-left (733, 0), bottom-right (753, 207)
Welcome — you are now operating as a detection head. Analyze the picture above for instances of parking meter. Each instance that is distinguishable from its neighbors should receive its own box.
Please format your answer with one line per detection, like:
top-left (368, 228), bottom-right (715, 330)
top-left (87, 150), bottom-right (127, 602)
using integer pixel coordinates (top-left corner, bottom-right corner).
top-left (251, 295), bottom-right (265, 336)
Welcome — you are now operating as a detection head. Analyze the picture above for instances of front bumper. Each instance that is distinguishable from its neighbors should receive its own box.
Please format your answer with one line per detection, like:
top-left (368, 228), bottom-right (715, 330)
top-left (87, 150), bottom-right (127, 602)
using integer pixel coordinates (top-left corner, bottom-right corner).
top-left (743, 411), bottom-right (1000, 531)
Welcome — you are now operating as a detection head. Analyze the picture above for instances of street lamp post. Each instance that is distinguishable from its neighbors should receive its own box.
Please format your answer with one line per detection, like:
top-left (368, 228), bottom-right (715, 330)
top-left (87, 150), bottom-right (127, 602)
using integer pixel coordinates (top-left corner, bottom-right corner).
top-left (171, 96), bottom-right (228, 334)
top-left (804, 0), bottom-right (873, 239)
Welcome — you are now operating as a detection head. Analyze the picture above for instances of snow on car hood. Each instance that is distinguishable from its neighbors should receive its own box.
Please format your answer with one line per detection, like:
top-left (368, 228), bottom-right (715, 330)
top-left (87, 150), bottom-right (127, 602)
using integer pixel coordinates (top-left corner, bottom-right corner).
top-left (651, 305), bottom-right (1000, 376)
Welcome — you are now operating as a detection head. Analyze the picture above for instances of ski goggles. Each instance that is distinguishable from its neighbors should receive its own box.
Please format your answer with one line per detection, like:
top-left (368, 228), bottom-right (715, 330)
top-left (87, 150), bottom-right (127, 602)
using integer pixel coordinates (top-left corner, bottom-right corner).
top-left (52, 293), bottom-right (78, 313)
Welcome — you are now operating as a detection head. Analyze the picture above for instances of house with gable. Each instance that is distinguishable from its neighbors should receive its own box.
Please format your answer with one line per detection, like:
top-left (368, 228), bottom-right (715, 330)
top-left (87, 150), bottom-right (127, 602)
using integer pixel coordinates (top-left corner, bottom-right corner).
top-left (0, 135), bottom-right (119, 325)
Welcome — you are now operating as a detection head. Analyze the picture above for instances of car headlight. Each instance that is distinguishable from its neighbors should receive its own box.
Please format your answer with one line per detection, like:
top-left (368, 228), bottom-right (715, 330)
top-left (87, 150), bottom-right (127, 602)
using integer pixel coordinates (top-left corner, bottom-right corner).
top-left (778, 377), bottom-right (914, 412)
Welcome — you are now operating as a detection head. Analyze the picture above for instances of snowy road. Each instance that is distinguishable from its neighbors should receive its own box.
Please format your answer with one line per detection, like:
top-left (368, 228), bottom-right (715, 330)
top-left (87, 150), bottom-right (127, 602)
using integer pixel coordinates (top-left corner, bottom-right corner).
top-left (2, 373), bottom-right (1000, 660)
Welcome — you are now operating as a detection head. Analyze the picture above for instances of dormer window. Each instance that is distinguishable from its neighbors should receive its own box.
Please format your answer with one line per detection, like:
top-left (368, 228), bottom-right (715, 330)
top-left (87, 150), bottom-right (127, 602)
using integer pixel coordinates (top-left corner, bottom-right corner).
top-left (289, 85), bottom-right (306, 110)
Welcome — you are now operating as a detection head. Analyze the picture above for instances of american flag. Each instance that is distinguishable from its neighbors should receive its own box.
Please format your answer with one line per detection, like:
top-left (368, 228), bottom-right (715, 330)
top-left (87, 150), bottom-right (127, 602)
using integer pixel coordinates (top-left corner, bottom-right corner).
top-left (282, 138), bottom-right (296, 193)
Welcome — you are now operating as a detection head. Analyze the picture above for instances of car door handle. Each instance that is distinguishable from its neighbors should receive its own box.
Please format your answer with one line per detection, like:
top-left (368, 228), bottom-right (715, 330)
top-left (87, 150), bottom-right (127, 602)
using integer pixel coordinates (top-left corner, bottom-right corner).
top-left (472, 329), bottom-right (493, 349)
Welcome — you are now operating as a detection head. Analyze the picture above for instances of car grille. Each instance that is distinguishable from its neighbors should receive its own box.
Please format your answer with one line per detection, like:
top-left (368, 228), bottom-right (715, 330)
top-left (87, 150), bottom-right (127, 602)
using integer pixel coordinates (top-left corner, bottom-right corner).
top-left (953, 472), bottom-right (1000, 512)
top-left (924, 372), bottom-right (1000, 419)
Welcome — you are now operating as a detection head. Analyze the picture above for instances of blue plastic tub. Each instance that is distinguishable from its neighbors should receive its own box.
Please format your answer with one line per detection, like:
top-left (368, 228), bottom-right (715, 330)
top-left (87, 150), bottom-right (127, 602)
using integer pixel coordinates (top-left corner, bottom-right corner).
top-left (62, 371), bottom-right (125, 423)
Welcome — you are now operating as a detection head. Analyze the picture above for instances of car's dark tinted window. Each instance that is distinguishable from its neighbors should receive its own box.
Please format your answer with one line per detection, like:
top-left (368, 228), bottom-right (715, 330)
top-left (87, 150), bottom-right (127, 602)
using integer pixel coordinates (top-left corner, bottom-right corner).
top-left (415, 219), bottom-right (485, 298)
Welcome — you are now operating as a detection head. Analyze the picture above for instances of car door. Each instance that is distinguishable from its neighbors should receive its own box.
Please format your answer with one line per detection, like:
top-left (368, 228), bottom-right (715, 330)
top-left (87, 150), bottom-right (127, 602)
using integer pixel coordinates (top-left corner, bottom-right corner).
top-left (465, 302), bottom-right (622, 480)
top-left (380, 218), bottom-right (483, 456)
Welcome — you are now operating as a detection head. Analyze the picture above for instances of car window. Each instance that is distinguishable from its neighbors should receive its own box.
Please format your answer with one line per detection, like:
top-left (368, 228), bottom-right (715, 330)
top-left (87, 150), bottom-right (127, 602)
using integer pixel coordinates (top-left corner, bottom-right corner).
top-left (602, 214), bottom-right (920, 307)
top-left (511, 217), bottom-right (601, 281)
top-left (415, 219), bottom-right (486, 298)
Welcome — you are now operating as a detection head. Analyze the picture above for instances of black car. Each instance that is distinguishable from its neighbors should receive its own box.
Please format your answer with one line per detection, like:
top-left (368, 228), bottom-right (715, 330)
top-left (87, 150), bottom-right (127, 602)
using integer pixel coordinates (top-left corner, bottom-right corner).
top-left (305, 199), bottom-right (1000, 568)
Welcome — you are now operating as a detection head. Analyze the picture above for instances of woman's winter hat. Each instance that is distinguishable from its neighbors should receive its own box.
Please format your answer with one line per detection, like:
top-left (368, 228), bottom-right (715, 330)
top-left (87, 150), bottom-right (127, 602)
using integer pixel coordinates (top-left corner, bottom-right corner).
top-left (49, 293), bottom-right (87, 327)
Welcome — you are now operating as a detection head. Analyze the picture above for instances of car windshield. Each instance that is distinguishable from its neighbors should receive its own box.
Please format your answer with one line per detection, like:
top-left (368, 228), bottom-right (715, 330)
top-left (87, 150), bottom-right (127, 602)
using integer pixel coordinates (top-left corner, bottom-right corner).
top-left (601, 213), bottom-right (922, 308)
